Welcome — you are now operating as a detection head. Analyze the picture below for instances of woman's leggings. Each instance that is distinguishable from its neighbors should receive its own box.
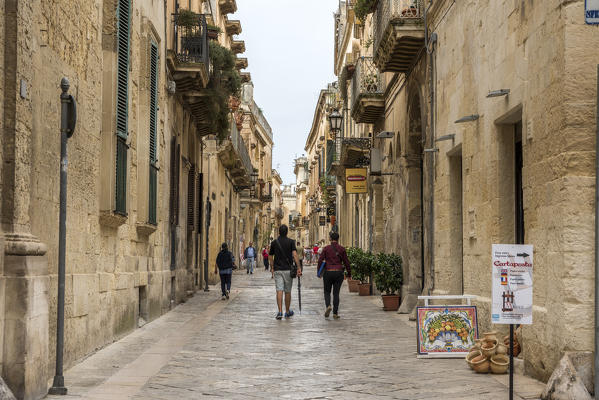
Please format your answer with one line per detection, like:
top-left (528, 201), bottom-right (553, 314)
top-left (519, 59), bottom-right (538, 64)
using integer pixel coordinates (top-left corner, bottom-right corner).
top-left (220, 273), bottom-right (232, 295)
top-left (323, 270), bottom-right (344, 314)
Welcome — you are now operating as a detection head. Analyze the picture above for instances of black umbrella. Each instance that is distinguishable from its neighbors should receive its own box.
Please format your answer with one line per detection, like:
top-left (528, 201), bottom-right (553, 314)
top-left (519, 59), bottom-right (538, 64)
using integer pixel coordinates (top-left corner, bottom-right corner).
top-left (297, 276), bottom-right (302, 314)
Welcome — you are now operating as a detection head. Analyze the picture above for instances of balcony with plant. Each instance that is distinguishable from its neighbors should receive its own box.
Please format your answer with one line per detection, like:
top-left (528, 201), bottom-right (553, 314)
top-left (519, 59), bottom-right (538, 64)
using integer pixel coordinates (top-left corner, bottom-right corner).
top-left (350, 57), bottom-right (385, 124)
top-left (167, 10), bottom-right (210, 89)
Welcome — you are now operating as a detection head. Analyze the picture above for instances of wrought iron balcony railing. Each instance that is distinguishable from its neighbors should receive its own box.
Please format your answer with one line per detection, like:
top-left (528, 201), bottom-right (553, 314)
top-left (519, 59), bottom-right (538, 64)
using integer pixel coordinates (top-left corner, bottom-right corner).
top-left (230, 116), bottom-right (253, 178)
top-left (350, 57), bottom-right (385, 123)
top-left (172, 13), bottom-right (209, 66)
top-left (250, 101), bottom-right (273, 141)
top-left (374, 0), bottom-right (424, 72)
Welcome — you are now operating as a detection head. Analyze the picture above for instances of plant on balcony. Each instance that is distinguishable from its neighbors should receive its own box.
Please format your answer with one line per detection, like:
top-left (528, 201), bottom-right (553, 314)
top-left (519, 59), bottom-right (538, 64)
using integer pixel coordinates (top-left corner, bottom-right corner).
top-left (205, 41), bottom-right (242, 139)
top-left (354, 0), bottom-right (377, 22)
top-left (206, 24), bottom-right (221, 40)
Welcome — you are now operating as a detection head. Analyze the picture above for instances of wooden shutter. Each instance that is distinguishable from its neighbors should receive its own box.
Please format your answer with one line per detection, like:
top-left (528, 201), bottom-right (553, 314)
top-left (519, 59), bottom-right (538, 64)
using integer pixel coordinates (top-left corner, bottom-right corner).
top-left (169, 140), bottom-right (180, 226)
top-left (187, 164), bottom-right (195, 230)
top-left (197, 172), bottom-right (203, 233)
top-left (115, 0), bottom-right (130, 215)
top-left (148, 41), bottom-right (158, 225)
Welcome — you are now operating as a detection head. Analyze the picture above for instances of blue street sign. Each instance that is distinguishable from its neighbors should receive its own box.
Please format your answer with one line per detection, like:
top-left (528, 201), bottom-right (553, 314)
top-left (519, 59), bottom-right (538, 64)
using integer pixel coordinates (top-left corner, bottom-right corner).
top-left (586, 0), bottom-right (599, 24)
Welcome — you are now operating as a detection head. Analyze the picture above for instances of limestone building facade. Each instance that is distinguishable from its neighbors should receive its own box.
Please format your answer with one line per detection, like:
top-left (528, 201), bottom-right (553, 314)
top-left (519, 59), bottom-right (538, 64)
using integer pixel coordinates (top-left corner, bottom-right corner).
top-left (323, 0), bottom-right (599, 384)
top-left (0, 0), bottom-right (276, 398)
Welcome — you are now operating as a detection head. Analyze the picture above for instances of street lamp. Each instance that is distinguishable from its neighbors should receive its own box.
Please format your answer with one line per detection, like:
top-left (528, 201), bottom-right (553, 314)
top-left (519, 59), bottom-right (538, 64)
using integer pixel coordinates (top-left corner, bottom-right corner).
top-left (328, 109), bottom-right (343, 136)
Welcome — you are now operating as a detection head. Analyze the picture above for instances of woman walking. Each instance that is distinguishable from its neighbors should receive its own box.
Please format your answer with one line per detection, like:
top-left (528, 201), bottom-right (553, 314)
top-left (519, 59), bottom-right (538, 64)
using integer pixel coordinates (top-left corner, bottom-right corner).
top-left (215, 243), bottom-right (235, 300)
top-left (317, 232), bottom-right (351, 319)
top-left (262, 246), bottom-right (270, 271)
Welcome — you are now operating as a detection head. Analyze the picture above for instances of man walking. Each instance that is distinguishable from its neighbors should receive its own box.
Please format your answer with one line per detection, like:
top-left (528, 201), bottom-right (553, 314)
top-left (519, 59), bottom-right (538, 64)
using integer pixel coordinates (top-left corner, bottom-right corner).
top-left (244, 242), bottom-right (256, 274)
top-left (269, 225), bottom-right (302, 319)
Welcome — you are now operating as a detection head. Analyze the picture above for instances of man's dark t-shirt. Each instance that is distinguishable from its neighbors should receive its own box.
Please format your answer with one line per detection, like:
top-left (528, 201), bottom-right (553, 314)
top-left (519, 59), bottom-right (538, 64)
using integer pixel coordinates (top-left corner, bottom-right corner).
top-left (269, 236), bottom-right (296, 271)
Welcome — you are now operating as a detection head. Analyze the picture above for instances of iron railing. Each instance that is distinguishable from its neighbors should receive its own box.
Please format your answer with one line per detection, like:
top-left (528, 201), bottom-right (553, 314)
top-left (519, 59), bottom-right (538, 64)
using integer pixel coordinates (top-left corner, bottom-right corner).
top-left (374, 0), bottom-right (423, 57)
top-left (172, 13), bottom-right (209, 66)
top-left (250, 101), bottom-right (273, 141)
top-left (260, 182), bottom-right (273, 202)
top-left (229, 115), bottom-right (253, 177)
top-left (333, 137), bottom-right (342, 162)
top-left (351, 57), bottom-right (384, 111)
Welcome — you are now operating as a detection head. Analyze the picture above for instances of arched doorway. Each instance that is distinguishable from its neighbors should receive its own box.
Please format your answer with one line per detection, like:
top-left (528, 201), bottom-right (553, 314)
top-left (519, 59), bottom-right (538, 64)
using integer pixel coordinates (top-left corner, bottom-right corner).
top-left (399, 90), bottom-right (425, 313)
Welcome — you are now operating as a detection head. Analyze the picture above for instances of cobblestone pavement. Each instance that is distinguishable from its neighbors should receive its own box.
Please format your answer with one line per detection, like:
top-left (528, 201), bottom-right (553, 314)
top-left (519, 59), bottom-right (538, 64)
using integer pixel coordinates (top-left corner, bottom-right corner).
top-left (47, 264), bottom-right (544, 400)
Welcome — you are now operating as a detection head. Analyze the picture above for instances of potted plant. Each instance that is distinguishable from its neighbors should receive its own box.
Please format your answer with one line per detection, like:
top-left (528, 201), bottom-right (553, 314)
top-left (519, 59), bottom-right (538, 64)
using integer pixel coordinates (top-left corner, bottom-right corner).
top-left (177, 9), bottom-right (202, 54)
top-left (206, 24), bottom-right (221, 40)
top-left (373, 253), bottom-right (403, 311)
top-left (346, 247), bottom-right (362, 293)
top-left (350, 247), bottom-right (374, 296)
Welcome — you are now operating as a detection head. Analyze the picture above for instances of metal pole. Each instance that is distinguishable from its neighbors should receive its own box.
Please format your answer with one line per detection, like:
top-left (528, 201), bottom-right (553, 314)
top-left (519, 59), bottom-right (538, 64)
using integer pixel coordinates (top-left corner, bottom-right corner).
top-left (49, 77), bottom-right (71, 396)
top-left (204, 198), bottom-right (210, 291)
top-left (594, 64), bottom-right (599, 399)
top-left (509, 324), bottom-right (514, 400)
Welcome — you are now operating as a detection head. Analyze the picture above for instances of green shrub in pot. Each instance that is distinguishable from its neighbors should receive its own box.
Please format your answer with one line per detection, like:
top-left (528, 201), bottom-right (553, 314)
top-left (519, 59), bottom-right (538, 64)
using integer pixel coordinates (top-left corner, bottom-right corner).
top-left (373, 253), bottom-right (403, 295)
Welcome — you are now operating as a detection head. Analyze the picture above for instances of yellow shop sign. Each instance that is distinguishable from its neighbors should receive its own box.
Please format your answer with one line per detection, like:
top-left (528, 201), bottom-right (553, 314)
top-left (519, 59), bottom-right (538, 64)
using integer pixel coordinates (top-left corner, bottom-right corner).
top-left (345, 168), bottom-right (368, 194)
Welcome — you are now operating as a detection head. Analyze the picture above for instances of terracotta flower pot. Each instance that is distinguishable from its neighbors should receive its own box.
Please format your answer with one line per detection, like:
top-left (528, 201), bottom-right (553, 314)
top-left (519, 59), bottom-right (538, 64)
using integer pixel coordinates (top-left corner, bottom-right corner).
top-left (207, 29), bottom-right (219, 40)
top-left (470, 356), bottom-right (490, 373)
top-left (490, 354), bottom-right (509, 374)
top-left (348, 279), bottom-right (359, 293)
top-left (466, 350), bottom-right (482, 370)
top-left (496, 343), bottom-right (508, 355)
top-left (381, 294), bottom-right (400, 311)
top-left (481, 339), bottom-right (498, 358)
top-left (482, 331), bottom-right (499, 342)
top-left (358, 282), bottom-right (371, 296)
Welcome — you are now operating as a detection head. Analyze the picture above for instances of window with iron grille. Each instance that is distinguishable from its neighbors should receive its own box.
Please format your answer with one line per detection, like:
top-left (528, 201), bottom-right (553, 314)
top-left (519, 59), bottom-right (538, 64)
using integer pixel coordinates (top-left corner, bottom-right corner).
top-left (148, 41), bottom-right (159, 224)
top-left (197, 172), bottom-right (203, 233)
top-left (115, 0), bottom-right (130, 215)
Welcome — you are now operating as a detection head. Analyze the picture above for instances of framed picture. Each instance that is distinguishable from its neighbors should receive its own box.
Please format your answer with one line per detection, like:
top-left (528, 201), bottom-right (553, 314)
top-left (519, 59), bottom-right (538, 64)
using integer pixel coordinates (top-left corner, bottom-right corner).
top-left (416, 306), bottom-right (478, 358)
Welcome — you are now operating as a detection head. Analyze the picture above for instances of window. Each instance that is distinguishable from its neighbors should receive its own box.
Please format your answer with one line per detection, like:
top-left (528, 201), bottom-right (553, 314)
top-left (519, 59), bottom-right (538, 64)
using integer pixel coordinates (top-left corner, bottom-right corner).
top-left (149, 41), bottom-right (158, 225)
top-left (115, 0), bottom-right (131, 215)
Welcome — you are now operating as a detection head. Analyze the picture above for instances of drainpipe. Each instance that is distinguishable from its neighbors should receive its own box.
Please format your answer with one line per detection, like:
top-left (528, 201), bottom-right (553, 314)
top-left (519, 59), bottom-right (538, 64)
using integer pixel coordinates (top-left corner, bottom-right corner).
top-left (595, 64), bottom-right (598, 400)
top-left (424, 0), bottom-right (436, 294)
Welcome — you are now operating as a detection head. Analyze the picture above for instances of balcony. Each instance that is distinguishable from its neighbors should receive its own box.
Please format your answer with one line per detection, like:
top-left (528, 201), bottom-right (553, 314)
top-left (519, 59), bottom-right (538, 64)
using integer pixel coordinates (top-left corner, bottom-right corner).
top-left (259, 182), bottom-right (273, 203)
top-left (374, 0), bottom-right (425, 73)
top-left (351, 57), bottom-right (385, 124)
top-left (225, 18), bottom-right (242, 36)
top-left (231, 40), bottom-right (245, 54)
top-left (219, 0), bottom-right (237, 15)
top-left (240, 72), bottom-right (252, 83)
top-left (340, 138), bottom-right (371, 167)
top-left (167, 13), bottom-right (210, 90)
top-left (218, 116), bottom-right (254, 190)
top-left (235, 57), bottom-right (248, 70)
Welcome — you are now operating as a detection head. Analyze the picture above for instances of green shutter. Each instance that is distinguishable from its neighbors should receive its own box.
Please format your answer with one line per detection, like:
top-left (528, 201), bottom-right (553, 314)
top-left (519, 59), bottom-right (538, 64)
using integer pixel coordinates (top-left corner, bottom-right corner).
top-left (149, 41), bottom-right (158, 225)
top-left (187, 165), bottom-right (195, 229)
top-left (116, 137), bottom-right (128, 215)
top-left (116, 0), bottom-right (130, 140)
top-left (115, 0), bottom-right (130, 215)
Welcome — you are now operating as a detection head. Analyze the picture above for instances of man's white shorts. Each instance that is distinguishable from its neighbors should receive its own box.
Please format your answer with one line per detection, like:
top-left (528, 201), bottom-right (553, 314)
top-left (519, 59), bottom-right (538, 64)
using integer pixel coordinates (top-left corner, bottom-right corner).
top-left (274, 270), bottom-right (293, 293)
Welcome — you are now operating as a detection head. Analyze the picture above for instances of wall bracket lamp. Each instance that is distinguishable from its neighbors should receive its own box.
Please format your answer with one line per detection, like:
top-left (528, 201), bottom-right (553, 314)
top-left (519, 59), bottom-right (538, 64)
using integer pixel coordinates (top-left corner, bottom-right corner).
top-left (486, 89), bottom-right (510, 98)
top-left (435, 134), bottom-right (455, 142)
top-left (455, 114), bottom-right (480, 123)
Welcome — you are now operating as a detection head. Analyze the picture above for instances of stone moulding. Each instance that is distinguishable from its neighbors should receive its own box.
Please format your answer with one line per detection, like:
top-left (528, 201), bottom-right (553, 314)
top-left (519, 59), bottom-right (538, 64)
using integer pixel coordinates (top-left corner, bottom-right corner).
top-left (136, 222), bottom-right (157, 236)
top-left (99, 210), bottom-right (128, 228)
top-left (4, 232), bottom-right (47, 256)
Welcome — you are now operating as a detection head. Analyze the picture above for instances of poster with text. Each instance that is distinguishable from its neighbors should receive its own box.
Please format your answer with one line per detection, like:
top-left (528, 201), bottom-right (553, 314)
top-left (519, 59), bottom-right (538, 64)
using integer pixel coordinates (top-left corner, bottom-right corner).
top-left (491, 244), bottom-right (533, 325)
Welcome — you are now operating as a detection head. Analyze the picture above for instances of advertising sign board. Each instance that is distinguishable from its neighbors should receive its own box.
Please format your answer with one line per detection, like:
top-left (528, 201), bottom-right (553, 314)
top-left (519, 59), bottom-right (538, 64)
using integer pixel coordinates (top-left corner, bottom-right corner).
top-left (586, 0), bottom-right (599, 24)
top-left (491, 244), bottom-right (533, 325)
top-left (345, 168), bottom-right (368, 194)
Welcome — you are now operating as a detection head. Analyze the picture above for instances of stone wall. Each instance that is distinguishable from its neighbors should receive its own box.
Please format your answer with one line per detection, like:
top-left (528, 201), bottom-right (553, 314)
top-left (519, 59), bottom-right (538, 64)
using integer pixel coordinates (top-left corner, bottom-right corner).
top-left (14, 0), bottom-right (194, 382)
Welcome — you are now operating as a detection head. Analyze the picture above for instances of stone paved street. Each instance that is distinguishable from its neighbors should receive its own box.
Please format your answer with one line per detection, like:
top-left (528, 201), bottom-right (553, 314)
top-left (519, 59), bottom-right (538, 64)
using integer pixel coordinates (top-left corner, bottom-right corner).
top-left (47, 264), bottom-right (544, 400)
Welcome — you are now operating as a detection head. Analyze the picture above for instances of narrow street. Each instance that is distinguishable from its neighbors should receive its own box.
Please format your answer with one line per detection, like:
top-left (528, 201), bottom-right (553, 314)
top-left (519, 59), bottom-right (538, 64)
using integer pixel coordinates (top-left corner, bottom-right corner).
top-left (47, 264), bottom-right (543, 400)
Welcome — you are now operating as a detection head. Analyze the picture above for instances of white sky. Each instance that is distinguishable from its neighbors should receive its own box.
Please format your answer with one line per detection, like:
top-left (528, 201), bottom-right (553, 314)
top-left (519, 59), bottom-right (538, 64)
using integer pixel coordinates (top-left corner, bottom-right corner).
top-left (234, 0), bottom-right (338, 185)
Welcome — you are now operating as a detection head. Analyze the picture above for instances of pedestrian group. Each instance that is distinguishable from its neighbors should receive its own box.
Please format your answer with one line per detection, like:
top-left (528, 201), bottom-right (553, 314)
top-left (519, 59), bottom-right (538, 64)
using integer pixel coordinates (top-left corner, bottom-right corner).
top-left (215, 224), bottom-right (352, 320)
